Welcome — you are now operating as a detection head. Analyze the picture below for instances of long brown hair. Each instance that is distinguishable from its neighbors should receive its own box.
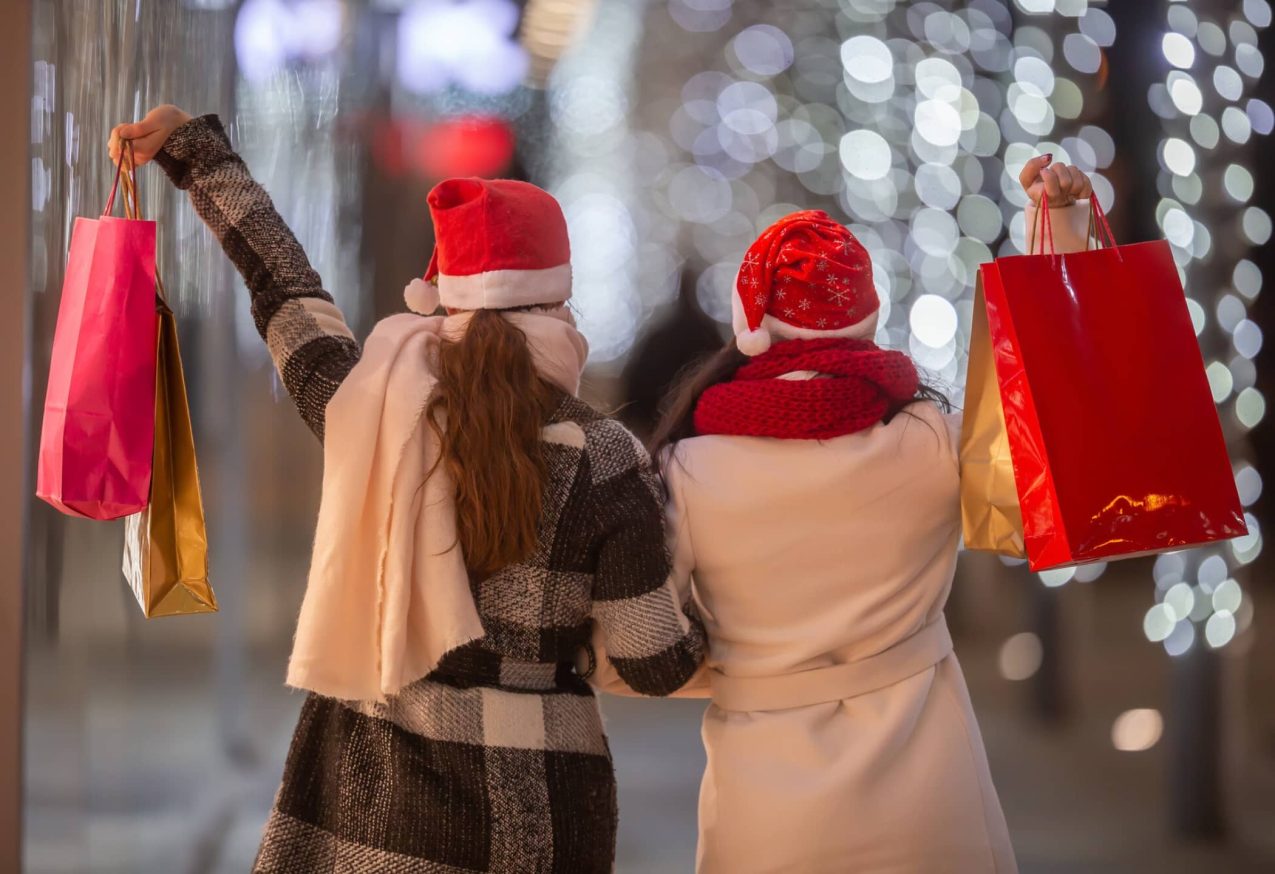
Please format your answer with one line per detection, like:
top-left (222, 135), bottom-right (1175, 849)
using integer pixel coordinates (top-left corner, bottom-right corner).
top-left (648, 338), bottom-right (952, 466)
top-left (647, 341), bottom-right (749, 460)
top-left (425, 309), bottom-right (561, 576)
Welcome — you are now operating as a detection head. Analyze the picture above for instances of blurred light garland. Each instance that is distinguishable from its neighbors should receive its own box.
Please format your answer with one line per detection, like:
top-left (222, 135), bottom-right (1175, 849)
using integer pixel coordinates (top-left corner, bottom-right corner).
top-left (544, 0), bottom-right (646, 362)
top-left (1143, 0), bottom-right (1270, 656)
top-left (643, 0), bottom-right (1116, 388)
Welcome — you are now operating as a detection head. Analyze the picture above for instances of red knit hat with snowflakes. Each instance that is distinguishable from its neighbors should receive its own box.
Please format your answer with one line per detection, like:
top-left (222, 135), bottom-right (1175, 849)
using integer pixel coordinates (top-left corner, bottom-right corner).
top-left (732, 210), bottom-right (878, 356)
top-left (404, 177), bottom-right (572, 314)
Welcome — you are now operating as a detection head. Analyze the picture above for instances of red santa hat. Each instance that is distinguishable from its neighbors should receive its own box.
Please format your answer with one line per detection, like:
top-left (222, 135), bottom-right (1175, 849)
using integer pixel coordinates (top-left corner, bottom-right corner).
top-left (732, 210), bottom-right (879, 356)
top-left (404, 177), bottom-right (572, 314)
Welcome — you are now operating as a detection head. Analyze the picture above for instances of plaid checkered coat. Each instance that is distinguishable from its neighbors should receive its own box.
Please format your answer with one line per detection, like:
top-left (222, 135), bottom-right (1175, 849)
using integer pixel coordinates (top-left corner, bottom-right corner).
top-left (158, 116), bottom-right (705, 873)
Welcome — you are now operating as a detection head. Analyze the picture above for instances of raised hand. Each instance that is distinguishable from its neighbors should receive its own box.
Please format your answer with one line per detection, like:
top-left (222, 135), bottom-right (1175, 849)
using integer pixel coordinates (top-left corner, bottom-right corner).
top-left (108, 104), bottom-right (194, 168)
top-left (1020, 153), bottom-right (1094, 207)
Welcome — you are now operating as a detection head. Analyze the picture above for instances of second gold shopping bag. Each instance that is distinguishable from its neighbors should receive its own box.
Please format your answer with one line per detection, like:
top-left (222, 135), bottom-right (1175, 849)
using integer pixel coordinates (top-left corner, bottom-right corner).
top-left (118, 160), bottom-right (217, 617)
top-left (958, 269), bottom-right (1026, 560)
top-left (123, 294), bottom-right (217, 616)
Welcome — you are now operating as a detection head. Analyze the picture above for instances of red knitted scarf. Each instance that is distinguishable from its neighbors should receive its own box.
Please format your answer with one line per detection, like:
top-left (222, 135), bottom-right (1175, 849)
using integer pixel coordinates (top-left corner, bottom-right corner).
top-left (693, 338), bottom-right (921, 440)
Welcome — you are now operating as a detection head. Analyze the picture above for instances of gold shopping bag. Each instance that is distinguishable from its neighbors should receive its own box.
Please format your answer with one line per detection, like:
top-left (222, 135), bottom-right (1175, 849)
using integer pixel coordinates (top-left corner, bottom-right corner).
top-left (121, 293), bottom-right (217, 617)
top-left (957, 271), bottom-right (1026, 558)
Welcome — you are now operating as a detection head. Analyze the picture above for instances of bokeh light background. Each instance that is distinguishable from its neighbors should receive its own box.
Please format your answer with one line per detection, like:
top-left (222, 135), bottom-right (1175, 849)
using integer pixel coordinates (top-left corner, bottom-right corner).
top-left (544, 0), bottom-right (1269, 665)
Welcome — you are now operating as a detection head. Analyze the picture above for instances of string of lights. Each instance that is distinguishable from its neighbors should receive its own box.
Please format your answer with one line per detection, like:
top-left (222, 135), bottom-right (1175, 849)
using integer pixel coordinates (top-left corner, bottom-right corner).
top-left (1141, 0), bottom-right (1270, 657)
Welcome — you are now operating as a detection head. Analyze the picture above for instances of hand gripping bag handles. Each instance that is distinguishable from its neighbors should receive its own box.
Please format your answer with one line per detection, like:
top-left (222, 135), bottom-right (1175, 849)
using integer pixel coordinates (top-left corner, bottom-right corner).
top-left (959, 196), bottom-right (1246, 571)
top-left (37, 146), bottom-right (159, 519)
top-left (115, 156), bottom-right (217, 617)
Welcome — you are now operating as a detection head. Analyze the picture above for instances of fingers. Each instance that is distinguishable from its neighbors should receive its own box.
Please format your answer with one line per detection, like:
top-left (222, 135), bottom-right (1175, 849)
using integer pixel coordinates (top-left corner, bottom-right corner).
top-left (1041, 165), bottom-right (1063, 203)
top-left (1073, 166), bottom-right (1094, 200)
top-left (1053, 163), bottom-right (1076, 194)
top-left (1019, 152), bottom-right (1054, 192)
top-left (115, 122), bottom-right (147, 140)
top-left (107, 121), bottom-right (163, 168)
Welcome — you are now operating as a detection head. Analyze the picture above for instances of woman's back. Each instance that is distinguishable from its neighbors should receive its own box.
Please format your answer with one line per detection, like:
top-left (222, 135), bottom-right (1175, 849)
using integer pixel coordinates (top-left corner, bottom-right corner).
top-left (668, 400), bottom-right (961, 678)
top-left (140, 113), bottom-right (705, 873)
top-left (432, 391), bottom-right (703, 691)
top-left (667, 402), bottom-right (1015, 873)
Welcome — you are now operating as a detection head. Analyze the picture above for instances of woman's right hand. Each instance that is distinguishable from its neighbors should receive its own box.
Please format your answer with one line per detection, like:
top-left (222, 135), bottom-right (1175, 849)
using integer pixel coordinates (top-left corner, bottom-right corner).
top-left (109, 104), bottom-right (194, 168)
top-left (1020, 153), bottom-right (1093, 208)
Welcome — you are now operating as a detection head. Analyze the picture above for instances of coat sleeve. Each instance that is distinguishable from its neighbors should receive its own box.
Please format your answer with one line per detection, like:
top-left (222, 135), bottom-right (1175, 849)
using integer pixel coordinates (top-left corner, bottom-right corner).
top-left (155, 114), bottom-right (360, 441)
top-left (586, 428), bottom-right (706, 697)
top-left (1023, 200), bottom-right (1094, 255)
top-left (589, 453), bottom-right (711, 698)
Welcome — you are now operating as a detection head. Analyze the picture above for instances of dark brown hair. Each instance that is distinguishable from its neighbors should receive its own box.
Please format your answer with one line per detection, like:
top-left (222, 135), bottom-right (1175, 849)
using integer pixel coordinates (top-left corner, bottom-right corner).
top-left (425, 309), bottom-right (561, 576)
top-left (648, 338), bottom-right (952, 465)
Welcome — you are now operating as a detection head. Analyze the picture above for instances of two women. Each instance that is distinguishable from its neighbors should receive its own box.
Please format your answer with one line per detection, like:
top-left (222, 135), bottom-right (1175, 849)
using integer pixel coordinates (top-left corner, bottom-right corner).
top-left (113, 103), bottom-right (1094, 872)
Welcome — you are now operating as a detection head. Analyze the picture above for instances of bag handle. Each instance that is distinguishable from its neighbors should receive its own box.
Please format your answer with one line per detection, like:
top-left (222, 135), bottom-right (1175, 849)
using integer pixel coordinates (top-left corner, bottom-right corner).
top-left (103, 140), bottom-right (141, 219)
top-left (1028, 192), bottom-right (1056, 256)
top-left (1088, 196), bottom-right (1116, 249)
top-left (107, 141), bottom-right (170, 305)
top-left (1029, 191), bottom-right (1118, 255)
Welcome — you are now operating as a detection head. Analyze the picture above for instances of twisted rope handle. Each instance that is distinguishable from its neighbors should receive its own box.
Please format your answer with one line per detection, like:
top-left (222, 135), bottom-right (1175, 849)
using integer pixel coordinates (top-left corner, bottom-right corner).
top-left (1030, 190), bottom-right (1117, 255)
top-left (1090, 195), bottom-right (1116, 249)
top-left (1029, 192), bottom-right (1056, 256)
top-left (103, 139), bottom-right (140, 219)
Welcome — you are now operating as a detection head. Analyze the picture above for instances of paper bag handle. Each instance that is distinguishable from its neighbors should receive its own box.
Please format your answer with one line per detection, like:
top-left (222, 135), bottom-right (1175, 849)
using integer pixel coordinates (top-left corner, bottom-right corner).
top-left (1086, 196), bottom-right (1116, 249)
top-left (1029, 192), bottom-right (1118, 256)
top-left (103, 140), bottom-right (141, 220)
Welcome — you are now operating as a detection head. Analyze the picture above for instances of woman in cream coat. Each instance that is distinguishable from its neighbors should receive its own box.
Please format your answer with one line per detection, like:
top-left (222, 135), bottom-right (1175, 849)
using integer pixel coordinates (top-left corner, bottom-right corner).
top-left (596, 155), bottom-right (1095, 873)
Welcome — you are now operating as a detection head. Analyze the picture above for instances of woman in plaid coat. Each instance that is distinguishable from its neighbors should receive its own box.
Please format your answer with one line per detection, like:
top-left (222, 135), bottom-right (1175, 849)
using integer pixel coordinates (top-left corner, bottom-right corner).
top-left (112, 105), bottom-right (705, 873)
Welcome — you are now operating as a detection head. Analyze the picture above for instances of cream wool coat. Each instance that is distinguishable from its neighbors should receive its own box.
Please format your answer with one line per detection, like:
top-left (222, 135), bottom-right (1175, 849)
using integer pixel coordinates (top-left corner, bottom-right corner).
top-left (640, 203), bottom-right (1093, 874)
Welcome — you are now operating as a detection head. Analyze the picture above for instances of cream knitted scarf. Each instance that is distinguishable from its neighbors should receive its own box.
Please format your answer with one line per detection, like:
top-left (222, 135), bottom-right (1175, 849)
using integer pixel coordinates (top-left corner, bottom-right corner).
top-left (287, 308), bottom-right (588, 702)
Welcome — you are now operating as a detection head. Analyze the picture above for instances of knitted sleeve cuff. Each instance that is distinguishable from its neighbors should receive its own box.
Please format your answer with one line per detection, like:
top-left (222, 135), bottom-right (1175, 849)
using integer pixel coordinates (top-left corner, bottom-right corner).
top-left (155, 114), bottom-right (238, 191)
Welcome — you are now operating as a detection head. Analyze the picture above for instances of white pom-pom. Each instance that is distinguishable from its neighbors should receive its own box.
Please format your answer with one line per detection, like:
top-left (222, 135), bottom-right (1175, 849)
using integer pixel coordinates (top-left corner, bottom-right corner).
top-left (404, 278), bottom-right (440, 314)
top-left (736, 327), bottom-right (772, 356)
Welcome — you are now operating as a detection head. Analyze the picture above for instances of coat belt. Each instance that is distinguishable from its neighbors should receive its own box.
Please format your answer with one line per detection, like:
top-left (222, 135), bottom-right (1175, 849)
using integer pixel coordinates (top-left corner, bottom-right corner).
top-left (708, 616), bottom-right (953, 712)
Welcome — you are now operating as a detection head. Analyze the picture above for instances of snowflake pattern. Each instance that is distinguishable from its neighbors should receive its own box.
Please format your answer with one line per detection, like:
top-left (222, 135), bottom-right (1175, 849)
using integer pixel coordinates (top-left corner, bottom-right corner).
top-left (735, 219), bottom-right (874, 334)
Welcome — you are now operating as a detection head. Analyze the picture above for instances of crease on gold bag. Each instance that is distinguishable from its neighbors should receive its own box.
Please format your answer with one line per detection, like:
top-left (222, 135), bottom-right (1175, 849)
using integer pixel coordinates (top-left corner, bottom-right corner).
top-left (123, 295), bottom-right (216, 617)
top-left (958, 271), bottom-right (1026, 558)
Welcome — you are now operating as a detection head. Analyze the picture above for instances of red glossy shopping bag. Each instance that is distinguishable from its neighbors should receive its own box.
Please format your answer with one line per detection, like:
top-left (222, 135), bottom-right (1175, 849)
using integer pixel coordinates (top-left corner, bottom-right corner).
top-left (37, 157), bottom-right (159, 520)
top-left (961, 200), bottom-right (1246, 570)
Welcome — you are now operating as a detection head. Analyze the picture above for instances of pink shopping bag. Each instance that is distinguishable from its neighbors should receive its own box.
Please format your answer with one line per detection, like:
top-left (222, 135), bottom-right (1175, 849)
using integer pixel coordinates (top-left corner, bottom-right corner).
top-left (37, 156), bottom-right (159, 520)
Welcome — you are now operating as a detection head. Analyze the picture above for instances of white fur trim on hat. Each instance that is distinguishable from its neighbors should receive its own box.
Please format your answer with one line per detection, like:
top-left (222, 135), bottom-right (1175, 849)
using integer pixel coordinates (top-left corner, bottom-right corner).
top-left (730, 292), bottom-right (878, 355)
top-left (437, 264), bottom-right (572, 310)
top-left (736, 327), bottom-right (772, 356)
top-left (404, 278), bottom-right (440, 314)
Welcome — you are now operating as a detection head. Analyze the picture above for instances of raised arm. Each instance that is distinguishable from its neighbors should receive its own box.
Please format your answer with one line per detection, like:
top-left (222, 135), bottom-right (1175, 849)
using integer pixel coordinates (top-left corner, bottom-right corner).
top-left (111, 106), bottom-right (360, 440)
top-left (586, 425), bottom-right (705, 697)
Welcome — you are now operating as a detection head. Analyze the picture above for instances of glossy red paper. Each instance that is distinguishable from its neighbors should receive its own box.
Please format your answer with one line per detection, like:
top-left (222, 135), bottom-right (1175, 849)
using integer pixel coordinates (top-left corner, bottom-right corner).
top-left (980, 238), bottom-right (1246, 571)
